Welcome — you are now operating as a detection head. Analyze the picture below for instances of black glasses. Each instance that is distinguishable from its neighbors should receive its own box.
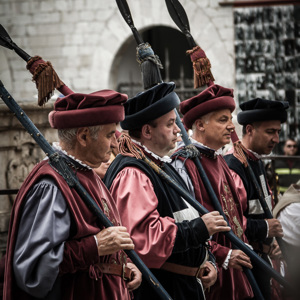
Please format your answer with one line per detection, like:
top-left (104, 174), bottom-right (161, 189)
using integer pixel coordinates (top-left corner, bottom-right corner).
top-left (286, 144), bottom-right (298, 148)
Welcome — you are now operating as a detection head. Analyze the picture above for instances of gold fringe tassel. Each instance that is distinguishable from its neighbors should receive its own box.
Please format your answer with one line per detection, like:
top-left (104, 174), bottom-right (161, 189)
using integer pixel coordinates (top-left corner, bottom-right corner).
top-left (118, 133), bottom-right (145, 160)
top-left (26, 56), bottom-right (64, 106)
top-left (233, 140), bottom-right (248, 167)
top-left (186, 46), bottom-right (215, 89)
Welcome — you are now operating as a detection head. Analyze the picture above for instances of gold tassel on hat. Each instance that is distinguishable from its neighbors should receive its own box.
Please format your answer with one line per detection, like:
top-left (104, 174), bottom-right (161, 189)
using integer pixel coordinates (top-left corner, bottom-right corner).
top-left (186, 46), bottom-right (215, 89)
top-left (26, 56), bottom-right (65, 106)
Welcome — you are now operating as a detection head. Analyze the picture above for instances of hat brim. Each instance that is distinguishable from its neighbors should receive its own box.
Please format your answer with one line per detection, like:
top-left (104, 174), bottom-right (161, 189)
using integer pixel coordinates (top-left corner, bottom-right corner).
top-left (49, 105), bottom-right (125, 129)
top-left (182, 96), bottom-right (235, 129)
top-left (237, 109), bottom-right (287, 125)
top-left (121, 91), bottom-right (180, 130)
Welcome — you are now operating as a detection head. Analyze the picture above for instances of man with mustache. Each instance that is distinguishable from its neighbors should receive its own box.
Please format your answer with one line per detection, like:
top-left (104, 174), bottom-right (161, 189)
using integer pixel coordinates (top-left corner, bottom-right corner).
top-left (224, 98), bottom-right (289, 300)
top-left (171, 84), bottom-right (254, 300)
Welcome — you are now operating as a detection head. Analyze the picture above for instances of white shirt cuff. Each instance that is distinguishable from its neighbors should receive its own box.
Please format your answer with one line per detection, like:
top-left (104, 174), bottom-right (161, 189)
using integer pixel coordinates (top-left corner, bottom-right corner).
top-left (222, 249), bottom-right (232, 270)
top-left (94, 235), bottom-right (98, 246)
top-left (265, 219), bottom-right (269, 238)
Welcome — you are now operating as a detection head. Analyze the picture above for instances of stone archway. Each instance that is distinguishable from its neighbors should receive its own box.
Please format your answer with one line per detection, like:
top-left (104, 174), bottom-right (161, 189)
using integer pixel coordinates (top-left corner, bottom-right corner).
top-left (109, 25), bottom-right (197, 99)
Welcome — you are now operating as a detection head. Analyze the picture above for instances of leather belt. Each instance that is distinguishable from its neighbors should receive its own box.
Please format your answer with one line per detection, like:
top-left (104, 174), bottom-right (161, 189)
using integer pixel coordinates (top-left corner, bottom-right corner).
top-left (161, 262), bottom-right (205, 277)
top-left (96, 263), bottom-right (133, 280)
top-left (251, 241), bottom-right (272, 255)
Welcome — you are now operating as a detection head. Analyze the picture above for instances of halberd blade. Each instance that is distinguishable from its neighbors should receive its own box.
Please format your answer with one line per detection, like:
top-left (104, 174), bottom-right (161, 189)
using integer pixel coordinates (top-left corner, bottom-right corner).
top-left (165, 0), bottom-right (190, 33)
top-left (0, 24), bottom-right (14, 50)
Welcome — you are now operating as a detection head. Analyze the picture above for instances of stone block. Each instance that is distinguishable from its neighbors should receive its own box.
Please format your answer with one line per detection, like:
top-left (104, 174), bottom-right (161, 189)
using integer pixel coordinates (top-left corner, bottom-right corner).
top-left (79, 11), bottom-right (95, 22)
top-left (55, 0), bottom-right (72, 11)
top-left (40, 1), bottom-right (55, 12)
top-left (73, 0), bottom-right (86, 11)
top-left (47, 35), bottom-right (66, 47)
top-left (33, 12), bottom-right (61, 24)
top-left (62, 45), bottom-right (78, 57)
top-left (0, 3), bottom-right (10, 15)
top-left (61, 11), bottom-right (80, 23)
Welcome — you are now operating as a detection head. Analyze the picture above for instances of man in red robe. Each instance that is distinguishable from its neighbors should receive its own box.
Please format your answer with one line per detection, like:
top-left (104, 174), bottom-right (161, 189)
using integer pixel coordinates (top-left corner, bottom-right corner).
top-left (4, 90), bottom-right (142, 300)
top-left (172, 84), bottom-right (254, 300)
top-left (104, 82), bottom-right (231, 300)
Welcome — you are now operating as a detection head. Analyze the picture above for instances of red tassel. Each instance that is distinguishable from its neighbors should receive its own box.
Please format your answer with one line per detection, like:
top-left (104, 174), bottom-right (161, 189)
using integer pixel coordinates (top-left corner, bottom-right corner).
top-left (186, 46), bottom-right (215, 89)
top-left (26, 56), bottom-right (65, 106)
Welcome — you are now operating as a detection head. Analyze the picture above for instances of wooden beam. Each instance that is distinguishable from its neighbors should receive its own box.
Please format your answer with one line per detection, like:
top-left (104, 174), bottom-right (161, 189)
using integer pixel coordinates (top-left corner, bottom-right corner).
top-left (219, 0), bottom-right (299, 7)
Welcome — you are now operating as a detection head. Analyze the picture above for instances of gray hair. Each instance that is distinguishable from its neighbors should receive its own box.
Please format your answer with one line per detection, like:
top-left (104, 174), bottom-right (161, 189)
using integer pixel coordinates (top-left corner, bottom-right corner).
top-left (58, 125), bottom-right (103, 150)
top-left (191, 112), bottom-right (213, 132)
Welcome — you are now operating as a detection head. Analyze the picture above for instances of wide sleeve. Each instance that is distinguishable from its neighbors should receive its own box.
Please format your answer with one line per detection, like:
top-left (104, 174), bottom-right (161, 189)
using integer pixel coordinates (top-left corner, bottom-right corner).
top-left (230, 170), bottom-right (268, 241)
top-left (277, 203), bottom-right (300, 246)
top-left (109, 167), bottom-right (178, 268)
top-left (59, 235), bottom-right (99, 274)
top-left (171, 159), bottom-right (196, 198)
top-left (13, 178), bottom-right (71, 298)
top-left (209, 240), bottom-right (231, 266)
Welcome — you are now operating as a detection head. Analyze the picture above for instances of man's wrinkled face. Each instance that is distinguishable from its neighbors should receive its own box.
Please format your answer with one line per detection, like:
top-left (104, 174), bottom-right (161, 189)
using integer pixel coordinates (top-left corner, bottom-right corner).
top-left (88, 123), bottom-right (117, 166)
top-left (248, 120), bottom-right (281, 155)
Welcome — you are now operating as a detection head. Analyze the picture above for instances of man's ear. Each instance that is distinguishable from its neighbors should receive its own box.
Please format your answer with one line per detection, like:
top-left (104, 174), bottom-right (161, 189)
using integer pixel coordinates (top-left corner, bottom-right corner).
top-left (195, 119), bottom-right (205, 132)
top-left (77, 127), bottom-right (90, 146)
top-left (141, 124), bottom-right (152, 140)
top-left (246, 124), bottom-right (254, 136)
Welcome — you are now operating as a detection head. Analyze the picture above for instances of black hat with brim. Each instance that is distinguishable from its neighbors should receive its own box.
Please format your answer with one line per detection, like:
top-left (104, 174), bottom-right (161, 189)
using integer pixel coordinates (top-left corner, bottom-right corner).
top-left (121, 82), bottom-right (180, 130)
top-left (237, 98), bottom-right (289, 125)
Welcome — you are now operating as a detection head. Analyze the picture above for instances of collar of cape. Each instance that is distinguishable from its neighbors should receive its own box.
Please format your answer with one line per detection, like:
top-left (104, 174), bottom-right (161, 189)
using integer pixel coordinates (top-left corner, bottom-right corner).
top-left (177, 138), bottom-right (223, 159)
top-left (131, 139), bottom-right (172, 164)
top-left (48, 142), bottom-right (93, 171)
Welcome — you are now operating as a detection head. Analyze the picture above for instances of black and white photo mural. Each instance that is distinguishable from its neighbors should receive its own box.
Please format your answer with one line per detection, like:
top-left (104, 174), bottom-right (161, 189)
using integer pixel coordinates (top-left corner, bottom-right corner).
top-left (234, 4), bottom-right (300, 140)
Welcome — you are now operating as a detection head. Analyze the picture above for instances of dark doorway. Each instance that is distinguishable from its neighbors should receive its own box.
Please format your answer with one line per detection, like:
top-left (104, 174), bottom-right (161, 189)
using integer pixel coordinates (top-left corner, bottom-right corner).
top-left (111, 25), bottom-right (197, 100)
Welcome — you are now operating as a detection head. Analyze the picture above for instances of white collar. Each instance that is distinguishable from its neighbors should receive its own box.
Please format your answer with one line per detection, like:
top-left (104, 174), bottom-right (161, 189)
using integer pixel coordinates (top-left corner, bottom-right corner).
top-left (189, 137), bottom-right (223, 156)
top-left (131, 139), bottom-right (172, 163)
top-left (52, 142), bottom-right (93, 170)
top-left (248, 148), bottom-right (263, 159)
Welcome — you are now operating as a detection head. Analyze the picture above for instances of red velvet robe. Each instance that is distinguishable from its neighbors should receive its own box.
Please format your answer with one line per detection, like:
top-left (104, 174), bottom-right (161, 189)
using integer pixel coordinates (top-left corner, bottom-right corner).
top-left (4, 160), bottom-right (131, 300)
top-left (177, 153), bottom-right (254, 300)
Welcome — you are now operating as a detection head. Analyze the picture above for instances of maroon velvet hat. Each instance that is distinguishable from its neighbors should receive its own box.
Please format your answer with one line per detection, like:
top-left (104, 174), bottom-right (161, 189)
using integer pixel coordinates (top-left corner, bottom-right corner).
top-left (180, 84), bottom-right (236, 129)
top-left (49, 90), bottom-right (128, 129)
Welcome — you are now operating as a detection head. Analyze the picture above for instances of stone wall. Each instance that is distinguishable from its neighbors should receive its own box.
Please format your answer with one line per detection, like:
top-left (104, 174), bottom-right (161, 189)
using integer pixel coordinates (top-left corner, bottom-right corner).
top-left (0, 0), bottom-right (235, 98)
top-left (0, 100), bottom-right (57, 253)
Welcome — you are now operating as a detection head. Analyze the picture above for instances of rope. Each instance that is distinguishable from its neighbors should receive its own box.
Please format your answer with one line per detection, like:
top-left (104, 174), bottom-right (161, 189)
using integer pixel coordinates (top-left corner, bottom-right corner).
top-left (136, 43), bottom-right (163, 69)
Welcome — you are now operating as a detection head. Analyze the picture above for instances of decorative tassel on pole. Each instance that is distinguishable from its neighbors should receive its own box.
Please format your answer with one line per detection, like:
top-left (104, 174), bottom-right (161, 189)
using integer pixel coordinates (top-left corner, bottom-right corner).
top-left (0, 24), bottom-right (74, 103)
top-left (115, 0), bottom-right (163, 90)
top-left (136, 42), bottom-right (163, 90)
top-left (186, 46), bottom-right (215, 88)
top-left (26, 56), bottom-right (65, 106)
